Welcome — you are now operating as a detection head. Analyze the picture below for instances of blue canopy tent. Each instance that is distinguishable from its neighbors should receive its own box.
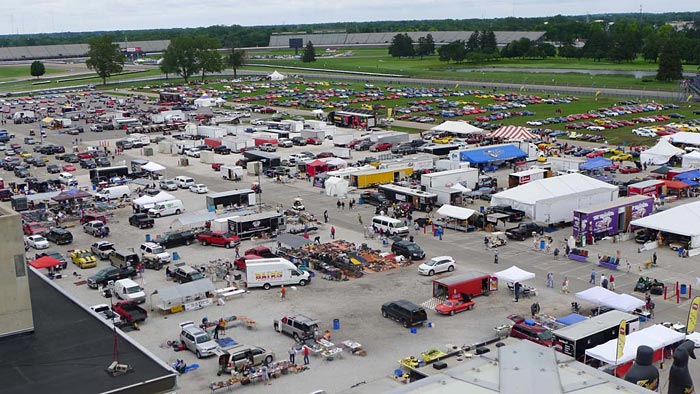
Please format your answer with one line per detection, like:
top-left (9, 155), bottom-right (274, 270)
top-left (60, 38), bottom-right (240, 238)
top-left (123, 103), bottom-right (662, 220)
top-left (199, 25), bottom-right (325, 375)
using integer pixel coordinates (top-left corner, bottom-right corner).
top-left (555, 313), bottom-right (587, 326)
top-left (673, 169), bottom-right (700, 187)
top-left (459, 145), bottom-right (527, 171)
top-left (580, 157), bottom-right (612, 171)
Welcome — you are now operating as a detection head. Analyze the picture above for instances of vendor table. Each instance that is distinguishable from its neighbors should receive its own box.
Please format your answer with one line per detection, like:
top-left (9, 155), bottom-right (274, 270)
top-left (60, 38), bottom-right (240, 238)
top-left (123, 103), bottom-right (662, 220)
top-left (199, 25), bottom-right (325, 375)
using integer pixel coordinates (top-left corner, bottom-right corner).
top-left (341, 340), bottom-right (366, 356)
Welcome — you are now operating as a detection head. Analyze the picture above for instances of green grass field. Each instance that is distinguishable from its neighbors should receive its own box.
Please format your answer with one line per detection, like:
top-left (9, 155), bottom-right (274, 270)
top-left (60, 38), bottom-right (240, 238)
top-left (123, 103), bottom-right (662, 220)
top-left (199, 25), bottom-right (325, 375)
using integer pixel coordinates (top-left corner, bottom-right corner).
top-left (0, 65), bottom-right (62, 81)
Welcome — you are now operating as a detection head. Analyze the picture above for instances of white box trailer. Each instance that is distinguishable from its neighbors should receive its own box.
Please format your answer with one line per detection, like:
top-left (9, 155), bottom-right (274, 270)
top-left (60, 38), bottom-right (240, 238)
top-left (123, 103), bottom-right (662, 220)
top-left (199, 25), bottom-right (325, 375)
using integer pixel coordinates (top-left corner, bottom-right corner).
top-left (244, 258), bottom-right (311, 290)
top-left (222, 136), bottom-right (255, 152)
top-left (548, 157), bottom-right (585, 173)
top-left (421, 167), bottom-right (479, 190)
top-left (301, 129), bottom-right (325, 140)
top-left (304, 120), bottom-right (326, 130)
top-left (333, 131), bottom-right (360, 147)
top-left (435, 159), bottom-right (471, 171)
top-left (369, 131), bottom-right (409, 145)
top-left (281, 120), bottom-right (304, 132)
top-left (331, 147), bottom-right (352, 159)
top-left (197, 126), bottom-right (227, 139)
top-left (221, 165), bottom-right (245, 181)
top-left (508, 168), bottom-right (548, 188)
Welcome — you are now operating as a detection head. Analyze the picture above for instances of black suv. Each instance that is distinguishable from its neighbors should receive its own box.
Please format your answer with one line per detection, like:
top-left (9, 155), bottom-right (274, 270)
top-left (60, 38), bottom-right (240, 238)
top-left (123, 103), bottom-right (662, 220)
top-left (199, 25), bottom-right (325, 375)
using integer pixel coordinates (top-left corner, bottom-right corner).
top-left (172, 266), bottom-right (205, 283)
top-left (391, 240), bottom-right (425, 260)
top-left (79, 158), bottom-right (97, 169)
top-left (95, 157), bottom-right (111, 167)
top-left (381, 300), bottom-right (427, 328)
top-left (213, 145), bottom-right (231, 155)
top-left (0, 189), bottom-right (13, 201)
top-left (291, 136), bottom-right (307, 146)
top-left (129, 213), bottom-right (155, 229)
top-left (45, 228), bottom-right (73, 245)
top-left (87, 266), bottom-right (137, 289)
top-left (360, 191), bottom-right (389, 207)
top-left (155, 230), bottom-right (196, 248)
top-left (488, 205), bottom-right (525, 222)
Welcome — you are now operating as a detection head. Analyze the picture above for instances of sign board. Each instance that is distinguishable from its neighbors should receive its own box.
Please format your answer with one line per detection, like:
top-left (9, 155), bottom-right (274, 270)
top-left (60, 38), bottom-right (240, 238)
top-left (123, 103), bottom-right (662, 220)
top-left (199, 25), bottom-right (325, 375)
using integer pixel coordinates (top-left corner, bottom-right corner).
top-left (184, 298), bottom-right (213, 311)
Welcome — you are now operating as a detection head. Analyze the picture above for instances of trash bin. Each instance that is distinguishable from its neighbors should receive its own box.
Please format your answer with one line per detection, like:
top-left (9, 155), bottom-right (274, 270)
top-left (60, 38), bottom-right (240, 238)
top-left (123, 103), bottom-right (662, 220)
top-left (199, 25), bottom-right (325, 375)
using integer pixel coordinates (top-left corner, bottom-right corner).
top-left (358, 198), bottom-right (363, 205)
top-left (333, 319), bottom-right (340, 330)
top-left (540, 240), bottom-right (546, 250)
top-left (681, 284), bottom-right (687, 295)
top-left (145, 234), bottom-right (151, 242)
top-left (172, 252), bottom-right (179, 261)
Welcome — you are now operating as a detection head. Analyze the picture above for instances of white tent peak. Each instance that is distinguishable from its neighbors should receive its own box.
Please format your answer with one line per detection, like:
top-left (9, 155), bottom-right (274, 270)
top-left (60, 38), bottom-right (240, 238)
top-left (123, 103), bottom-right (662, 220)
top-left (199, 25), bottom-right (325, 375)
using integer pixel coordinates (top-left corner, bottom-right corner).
top-left (269, 70), bottom-right (286, 81)
top-left (493, 266), bottom-right (535, 283)
top-left (640, 138), bottom-right (684, 165)
top-left (430, 121), bottom-right (484, 135)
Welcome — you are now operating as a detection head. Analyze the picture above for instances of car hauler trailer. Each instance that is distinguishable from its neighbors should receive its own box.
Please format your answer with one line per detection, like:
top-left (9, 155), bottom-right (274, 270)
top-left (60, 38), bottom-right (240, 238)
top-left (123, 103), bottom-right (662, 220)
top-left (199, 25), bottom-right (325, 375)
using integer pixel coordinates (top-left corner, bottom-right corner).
top-left (432, 272), bottom-right (497, 300)
top-left (552, 310), bottom-right (639, 360)
top-left (378, 184), bottom-right (438, 211)
top-left (350, 167), bottom-right (413, 189)
top-left (228, 211), bottom-right (284, 240)
top-left (205, 189), bottom-right (256, 209)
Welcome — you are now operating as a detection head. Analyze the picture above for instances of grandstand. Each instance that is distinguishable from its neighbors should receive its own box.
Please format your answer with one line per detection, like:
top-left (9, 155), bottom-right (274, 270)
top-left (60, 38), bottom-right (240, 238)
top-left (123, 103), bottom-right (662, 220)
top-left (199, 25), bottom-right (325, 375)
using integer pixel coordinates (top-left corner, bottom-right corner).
top-left (268, 31), bottom-right (546, 48)
top-left (0, 40), bottom-right (169, 61)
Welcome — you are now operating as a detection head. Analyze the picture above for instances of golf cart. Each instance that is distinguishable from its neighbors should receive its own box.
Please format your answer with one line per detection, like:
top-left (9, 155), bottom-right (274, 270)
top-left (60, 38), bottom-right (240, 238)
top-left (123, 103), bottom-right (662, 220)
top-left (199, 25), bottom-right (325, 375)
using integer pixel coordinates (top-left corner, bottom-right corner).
top-left (291, 197), bottom-right (305, 212)
top-left (487, 232), bottom-right (507, 248)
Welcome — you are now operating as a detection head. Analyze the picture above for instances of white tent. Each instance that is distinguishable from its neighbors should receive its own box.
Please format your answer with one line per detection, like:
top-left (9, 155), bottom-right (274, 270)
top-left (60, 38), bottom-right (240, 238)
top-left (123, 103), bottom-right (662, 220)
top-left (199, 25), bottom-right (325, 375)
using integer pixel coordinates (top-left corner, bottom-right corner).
top-left (490, 173), bottom-right (618, 224)
top-left (269, 70), bottom-right (286, 81)
top-left (670, 132), bottom-right (700, 147)
top-left (325, 176), bottom-right (348, 197)
top-left (631, 200), bottom-right (700, 249)
top-left (682, 151), bottom-right (700, 168)
top-left (194, 96), bottom-right (217, 108)
top-left (132, 191), bottom-right (175, 210)
top-left (430, 121), bottom-right (484, 136)
top-left (585, 324), bottom-right (685, 366)
top-left (640, 138), bottom-right (684, 165)
top-left (437, 204), bottom-right (475, 220)
top-left (450, 183), bottom-right (472, 193)
top-left (575, 287), bottom-right (645, 312)
top-left (141, 161), bottom-right (166, 172)
top-left (324, 157), bottom-right (347, 169)
top-left (493, 266), bottom-right (535, 283)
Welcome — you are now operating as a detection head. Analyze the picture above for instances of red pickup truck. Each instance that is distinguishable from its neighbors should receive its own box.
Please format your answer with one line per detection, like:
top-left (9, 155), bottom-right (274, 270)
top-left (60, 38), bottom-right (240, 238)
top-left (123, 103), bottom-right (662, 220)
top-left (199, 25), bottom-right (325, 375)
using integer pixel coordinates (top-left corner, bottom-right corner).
top-left (112, 300), bottom-right (147, 324)
top-left (197, 231), bottom-right (241, 249)
top-left (234, 246), bottom-right (276, 270)
top-left (23, 222), bottom-right (48, 236)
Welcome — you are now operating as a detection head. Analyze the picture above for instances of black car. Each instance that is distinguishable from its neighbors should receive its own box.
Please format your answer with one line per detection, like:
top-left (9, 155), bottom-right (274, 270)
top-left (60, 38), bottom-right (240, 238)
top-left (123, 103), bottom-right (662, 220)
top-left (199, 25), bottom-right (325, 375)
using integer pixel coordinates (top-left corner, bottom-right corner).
top-left (0, 188), bottom-right (13, 201)
top-left (391, 240), bottom-right (425, 260)
top-left (87, 266), bottom-right (137, 289)
top-left (213, 145), bottom-right (231, 155)
top-left (47, 164), bottom-right (61, 173)
top-left (79, 158), bottom-right (97, 169)
top-left (35, 251), bottom-right (68, 269)
top-left (95, 157), bottom-right (111, 167)
top-left (32, 158), bottom-right (46, 167)
top-left (360, 191), bottom-right (389, 207)
top-left (381, 300), bottom-right (427, 328)
top-left (155, 230), bottom-right (196, 248)
top-left (45, 228), bottom-right (73, 245)
top-left (505, 222), bottom-right (544, 241)
top-left (410, 139), bottom-right (427, 148)
top-left (62, 153), bottom-right (79, 163)
top-left (635, 230), bottom-right (654, 244)
top-left (488, 205), bottom-right (525, 222)
top-left (291, 136), bottom-right (307, 146)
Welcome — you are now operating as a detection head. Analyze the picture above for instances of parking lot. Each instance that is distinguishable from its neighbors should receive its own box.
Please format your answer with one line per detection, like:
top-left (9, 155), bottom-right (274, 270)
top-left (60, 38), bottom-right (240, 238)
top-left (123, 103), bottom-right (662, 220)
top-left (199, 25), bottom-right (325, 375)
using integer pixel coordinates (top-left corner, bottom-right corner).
top-left (3, 87), bottom-right (700, 393)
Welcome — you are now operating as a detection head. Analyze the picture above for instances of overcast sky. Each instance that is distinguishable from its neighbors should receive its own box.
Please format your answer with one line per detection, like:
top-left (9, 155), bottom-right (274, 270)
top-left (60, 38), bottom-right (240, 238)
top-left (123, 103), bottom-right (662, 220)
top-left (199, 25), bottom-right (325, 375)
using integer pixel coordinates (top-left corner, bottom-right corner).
top-left (2, 1), bottom-right (698, 35)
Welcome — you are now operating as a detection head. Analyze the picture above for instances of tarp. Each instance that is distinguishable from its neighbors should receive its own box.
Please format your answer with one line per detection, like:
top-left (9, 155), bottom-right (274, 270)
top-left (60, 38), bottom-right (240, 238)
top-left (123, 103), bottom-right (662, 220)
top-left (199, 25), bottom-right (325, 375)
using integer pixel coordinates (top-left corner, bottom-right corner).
top-left (491, 125), bottom-right (538, 141)
top-left (25, 191), bottom-right (61, 202)
top-left (437, 204), bottom-right (475, 220)
top-left (324, 176), bottom-right (348, 197)
top-left (664, 180), bottom-right (690, 189)
top-left (173, 210), bottom-right (217, 227)
top-left (459, 145), bottom-right (527, 165)
top-left (51, 189), bottom-right (93, 201)
top-left (141, 161), bottom-right (166, 172)
top-left (156, 278), bottom-right (215, 307)
top-left (277, 233), bottom-right (312, 249)
top-left (585, 324), bottom-right (685, 366)
top-left (575, 287), bottom-right (645, 312)
top-left (580, 157), bottom-right (613, 171)
top-left (430, 121), bottom-right (484, 136)
top-left (28, 256), bottom-right (62, 269)
top-left (324, 157), bottom-right (347, 168)
top-left (631, 201), bottom-right (700, 248)
top-left (640, 139), bottom-right (684, 165)
top-left (682, 151), bottom-right (700, 168)
top-left (492, 266), bottom-right (535, 283)
top-left (555, 313), bottom-right (588, 326)
top-left (490, 173), bottom-right (618, 224)
top-left (674, 169), bottom-right (700, 187)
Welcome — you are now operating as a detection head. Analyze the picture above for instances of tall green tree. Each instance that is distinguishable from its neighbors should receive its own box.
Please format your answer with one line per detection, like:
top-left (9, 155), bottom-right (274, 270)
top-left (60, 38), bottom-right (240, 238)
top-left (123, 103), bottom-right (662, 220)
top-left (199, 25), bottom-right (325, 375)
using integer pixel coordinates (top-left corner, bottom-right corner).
top-left (481, 31), bottom-right (498, 53)
top-left (226, 48), bottom-right (246, 77)
top-left (29, 61), bottom-right (45, 78)
top-left (85, 35), bottom-right (125, 85)
top-left (466, 31), bottom-right (480, 52)
top-left (162, 35), bottom-right (201, 83)
top-left (196, 36), bottom-right (223, 81)
top-left (159, 53), bottom-right (177, 79)
top-left (656, 38), bottom-right (683, 81)
top-left (388, 33), bottom-right (415, 57)
top-left (301, 41), bottom-right (316, 63)
top-left (416, 34), bottom-right (435, 58)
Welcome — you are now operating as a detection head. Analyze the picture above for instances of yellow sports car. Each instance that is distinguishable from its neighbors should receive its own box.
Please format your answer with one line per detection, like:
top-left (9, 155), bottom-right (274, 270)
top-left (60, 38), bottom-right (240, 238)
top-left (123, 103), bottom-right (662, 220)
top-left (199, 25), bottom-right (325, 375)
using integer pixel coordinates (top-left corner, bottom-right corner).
top-left (432, 136), bottom-right (453, 144)
top-left (71, 249), bottom-right (97, 269)
top-left (610, 154), bottom-right (633, 162)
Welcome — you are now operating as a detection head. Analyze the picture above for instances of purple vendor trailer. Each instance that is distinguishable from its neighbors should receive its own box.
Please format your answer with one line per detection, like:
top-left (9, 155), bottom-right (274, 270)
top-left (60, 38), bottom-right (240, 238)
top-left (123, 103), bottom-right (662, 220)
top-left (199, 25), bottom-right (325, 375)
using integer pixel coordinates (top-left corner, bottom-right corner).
top-left (573, 195), bottom-right (654, 238)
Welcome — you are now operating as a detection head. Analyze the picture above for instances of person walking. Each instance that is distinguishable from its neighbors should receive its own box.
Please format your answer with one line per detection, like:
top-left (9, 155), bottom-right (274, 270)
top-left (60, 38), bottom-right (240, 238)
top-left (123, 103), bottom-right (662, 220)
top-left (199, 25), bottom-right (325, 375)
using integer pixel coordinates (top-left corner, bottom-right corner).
top-left (553, 247), bottom-right (560, 260)
top-left (323, 210), bottom-right (328, 223)
top-left (280, 285), bottom-right (287, 301)
top-left (589, 268), bottom-right (596, 284)
top-left (330, 226), bottom-right (335, 240)
top-left (357, 213), bottom-right (363, 225)
top-left (546, 272), bottom-right (554, 288)
top-left (653, 252), bottom-right (657, 266)
top-left (626, 260), bottom-right (631, 273)
top-left (341, 201), bottom-right (345, 210)
top-left (530, 301), bottom-right (540, 318)
top-left (225, 271), bottom-right (232, 288)
top-left (494, 248), bottom-right (499, 264)
top-left (336, 200), bottom-right (341, 210)
top-left (601, 274), bottom-right (608, 289)
top-left (303, 345), bottom-right (310, 365)
top-left (609, 274), bottom-right (615, 291)
top-left (484, 236), bottom-right (489, 251)
top-left (234, 246), bottom-right (240, 259)
top-left (288, 346), bottom-right (296, 364)
top-left (260, 364), bottom-right (271, 385)
top-left (562, 277), bottom-right (570, 294)
top-left (514, 282), bottom-right (521, 302)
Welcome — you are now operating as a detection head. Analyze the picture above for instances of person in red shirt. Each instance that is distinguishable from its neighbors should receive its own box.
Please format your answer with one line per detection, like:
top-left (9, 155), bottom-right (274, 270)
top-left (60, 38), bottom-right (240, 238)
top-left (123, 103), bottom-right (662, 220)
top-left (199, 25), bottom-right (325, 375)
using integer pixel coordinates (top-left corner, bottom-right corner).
top-left (303, 345), bottom-right (310, 365)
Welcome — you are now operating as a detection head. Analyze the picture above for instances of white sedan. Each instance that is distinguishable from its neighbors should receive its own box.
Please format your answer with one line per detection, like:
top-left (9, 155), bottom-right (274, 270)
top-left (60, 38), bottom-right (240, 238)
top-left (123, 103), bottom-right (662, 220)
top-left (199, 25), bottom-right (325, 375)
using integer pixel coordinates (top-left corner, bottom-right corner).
top-left (418, 256), bottom-right (456, 276)
top-left (185, 148), bottom-right (201, 158)
top-left (26, 235), bottom-right (50, 249)
top-left (189, 184), bottom-right (208, 194)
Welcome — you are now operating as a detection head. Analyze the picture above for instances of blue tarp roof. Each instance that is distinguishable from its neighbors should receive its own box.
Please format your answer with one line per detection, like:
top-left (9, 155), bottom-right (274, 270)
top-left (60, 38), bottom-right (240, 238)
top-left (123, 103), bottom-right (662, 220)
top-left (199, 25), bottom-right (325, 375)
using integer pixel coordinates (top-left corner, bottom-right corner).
top-left (555, 313), bottom-right (587, 326)
top-left (674, 169), bottom-right (700, 187)
top-left (459, 145), bottom-right (527, 164)
top-left (580, 157), bottom-right (612, 171)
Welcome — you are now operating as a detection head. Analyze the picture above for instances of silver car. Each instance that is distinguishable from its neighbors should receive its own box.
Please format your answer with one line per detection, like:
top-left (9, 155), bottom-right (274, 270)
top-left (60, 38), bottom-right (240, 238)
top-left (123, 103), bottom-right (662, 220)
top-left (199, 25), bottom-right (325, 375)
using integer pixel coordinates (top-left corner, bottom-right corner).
top-left (179, 321), bottom-right (219, 358)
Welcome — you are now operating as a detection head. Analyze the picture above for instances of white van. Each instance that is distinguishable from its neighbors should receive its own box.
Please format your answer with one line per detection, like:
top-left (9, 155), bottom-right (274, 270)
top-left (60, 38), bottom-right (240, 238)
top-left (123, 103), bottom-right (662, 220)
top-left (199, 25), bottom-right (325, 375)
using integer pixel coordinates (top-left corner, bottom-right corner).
top-left (372, 215), bottom-right (409, 236)
top-left (95, 185), bottom-right (131, 201)
top-left (58, 172), bottom-right (76, 185)
top-left (174, 176), bottom-right (195, 189)
top-left (113, 278), bottom-right (146, 303)
top-left (245, 258), bottom-right (310, 290)
top-left (148, 199), bottom-right (185, 218)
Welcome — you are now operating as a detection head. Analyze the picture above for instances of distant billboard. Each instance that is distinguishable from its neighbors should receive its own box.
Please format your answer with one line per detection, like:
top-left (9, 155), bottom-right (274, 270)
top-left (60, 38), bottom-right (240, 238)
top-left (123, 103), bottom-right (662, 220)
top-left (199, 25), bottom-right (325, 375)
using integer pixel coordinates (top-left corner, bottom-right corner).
top-left (289, 38), bottom-right (303, 49)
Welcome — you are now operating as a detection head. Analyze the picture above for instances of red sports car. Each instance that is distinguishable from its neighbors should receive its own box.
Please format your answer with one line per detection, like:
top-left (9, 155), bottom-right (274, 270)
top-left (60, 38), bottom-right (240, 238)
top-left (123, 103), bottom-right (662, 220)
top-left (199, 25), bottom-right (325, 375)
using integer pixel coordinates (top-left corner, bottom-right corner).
top-left (435, 298), bottom-right (475, 316)
top-left (62, 164), bottom-right (76, 172)
top-left (620, 165), bottom-right (641, 174)
top-left (586, 150), bottom-right (606, 159)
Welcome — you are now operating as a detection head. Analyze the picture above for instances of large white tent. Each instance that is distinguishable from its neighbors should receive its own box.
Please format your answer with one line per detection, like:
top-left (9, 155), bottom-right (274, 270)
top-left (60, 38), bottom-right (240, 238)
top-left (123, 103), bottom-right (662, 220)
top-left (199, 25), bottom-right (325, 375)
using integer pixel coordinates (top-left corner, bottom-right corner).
top-left (324, 176), bottom-right (349, 197)
top-left (640, 138), bottom-right (684, 165)
top-left (141, 161), bottom-right (166, 172)
top-left (437, 204), bottom-right (475, 220)
top-left (490, 173), bottom-right (618, 224)
top-left (430, 121), bottom-right (484, 136)
top-left (631, 200), bottom-right (700, 250)
top-left (493, 266), bottom-right (535, 283)
top-left (670, 132), bottom-right (700, 147)
top-left (585, 324), bottom-right (685, 366)
top-left (268, 70), bottom-right (286, 81)
top-left (132, 191), bottom-right (175, 211)
top-left (682, 151), bottom-right (700, 168)
top-left (575, 287), bottom-right (645, 312)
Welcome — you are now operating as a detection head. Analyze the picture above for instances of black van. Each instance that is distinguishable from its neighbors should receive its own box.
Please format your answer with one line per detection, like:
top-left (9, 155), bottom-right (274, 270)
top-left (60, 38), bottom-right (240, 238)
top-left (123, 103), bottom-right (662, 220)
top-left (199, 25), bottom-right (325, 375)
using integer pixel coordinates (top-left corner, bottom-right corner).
top-left (381, 300), bottom-right (428, 328)
top-left (45, 228), bottom-right (73, 245)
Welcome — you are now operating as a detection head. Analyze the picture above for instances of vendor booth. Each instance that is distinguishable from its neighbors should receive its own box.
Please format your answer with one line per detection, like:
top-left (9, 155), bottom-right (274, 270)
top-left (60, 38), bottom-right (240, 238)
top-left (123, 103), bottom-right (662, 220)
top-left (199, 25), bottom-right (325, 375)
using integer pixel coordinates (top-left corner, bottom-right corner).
top-left (663, 180), bottom-right (690, 198)
top-left (28, 255), bottom-right (63, 270)
top-left (640, 139), bottom-right (684, 165)
top-left (575, 287), bottom-right (645, 313)
top-left (133, 191), bottom-right (175, 212)
top-left (580, 157), bottom-right (613, 171)
top-left (630, 200), bottom-right (700, 254)
top-left (490, 125), bottom-right (538, 141)
top-left (456, 144), bottom-right (527, 171)
top-left (154, 278), bottom-right (216, 313)
top-left (585, 324), bottom-right (685, 376)
top-left (140, 161), bottom-right (166, 178)
top-left (435, 204), bottom-right (475, 232)
top-left (490, 173), bottom-right (618, 225)
top-left (430, 121), bottom-right (484, 137)
top-left (493, 266), bottom-right (536, 297)
top-left (305, 160), bottom-right (328, 177)
top-left (682, 151), bottom-right (700, 168)
top-left (324, 176), bottom-right (349, 197)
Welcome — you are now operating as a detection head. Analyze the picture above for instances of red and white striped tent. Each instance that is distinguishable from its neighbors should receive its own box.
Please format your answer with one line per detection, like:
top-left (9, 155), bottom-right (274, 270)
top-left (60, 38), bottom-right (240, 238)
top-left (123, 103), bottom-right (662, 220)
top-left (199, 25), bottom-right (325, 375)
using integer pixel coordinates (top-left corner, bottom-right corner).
top-left (491, 126), bottom-right (539, 141)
